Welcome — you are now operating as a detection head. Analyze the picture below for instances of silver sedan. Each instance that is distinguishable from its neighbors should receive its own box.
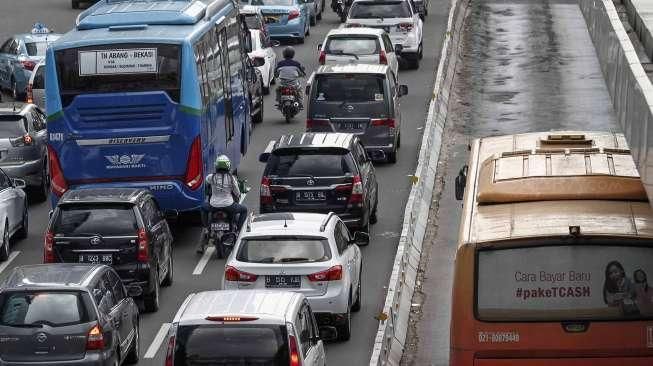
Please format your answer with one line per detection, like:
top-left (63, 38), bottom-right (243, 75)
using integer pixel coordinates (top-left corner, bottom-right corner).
top-left (0, 168), bottom-right (28, 261)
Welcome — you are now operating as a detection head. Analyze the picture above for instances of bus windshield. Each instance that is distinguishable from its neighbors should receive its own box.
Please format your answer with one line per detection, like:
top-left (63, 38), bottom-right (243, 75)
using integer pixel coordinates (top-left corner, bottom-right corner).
top-left (54, 43), bottom-right (181, 107)
top-left (476, 244), bottom-right (653, 321)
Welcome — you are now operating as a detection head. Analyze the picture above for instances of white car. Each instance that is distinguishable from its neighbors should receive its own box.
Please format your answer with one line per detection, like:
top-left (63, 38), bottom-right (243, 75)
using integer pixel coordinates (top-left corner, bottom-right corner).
top-left (317, 27), bottom-right (399, 77)
top-left (0, 168), bottom-right (27, 261)
top-left (248, 29), bottom-right (278, 94)
top-left (166, 290), bottom-right (332, 365)
top-left (222, 212), bottom-right (366, 341)
top-left (346, 0), bottom-right (423, 69)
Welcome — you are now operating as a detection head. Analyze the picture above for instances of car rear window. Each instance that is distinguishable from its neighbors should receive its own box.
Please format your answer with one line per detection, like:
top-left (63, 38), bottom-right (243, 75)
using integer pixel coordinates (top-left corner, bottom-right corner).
top-left (174, 324), bottom-right (289, 365)
top-left (25, 42), bottom-right (48, 57)
top-left (314, 75), bottom-right (385, 103)
top-left (266, 149), bottom-right (356, 177)
top-left (476, 245), bottom-right (653, 322)
top-left (53, 204), bottom-right (138, 237)
top-left (0, 291), bottom-right (94, 327)
top-left (349, 1), bottom-right (411, 18)
top-left (237, 237), bottom-right (331, 263)
top-left (0, 116), bottom-right (28, 137)
top-left (325, 36), bottom-right (380, 55)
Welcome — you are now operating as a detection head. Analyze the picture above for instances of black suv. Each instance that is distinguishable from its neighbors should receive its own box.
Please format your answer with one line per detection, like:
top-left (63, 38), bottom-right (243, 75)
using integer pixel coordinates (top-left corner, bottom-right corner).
top-left (45, 188), bottom-right (174, 312)
top-left (259, 132), bottom-right (378, 234)
top-left (0, 264), bottom-right (139, 365)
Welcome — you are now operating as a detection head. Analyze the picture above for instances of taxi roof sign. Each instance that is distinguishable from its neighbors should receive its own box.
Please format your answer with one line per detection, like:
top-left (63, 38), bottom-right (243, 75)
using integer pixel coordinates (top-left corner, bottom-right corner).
top-left (31, 23), bottom-right (51, 34)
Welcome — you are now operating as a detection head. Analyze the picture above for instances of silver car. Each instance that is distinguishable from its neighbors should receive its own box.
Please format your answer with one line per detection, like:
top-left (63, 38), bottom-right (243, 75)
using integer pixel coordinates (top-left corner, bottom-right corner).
top-left (0, 103), bottom-right (48, 200)
top-left (0, 167), bottom-right (27, 261)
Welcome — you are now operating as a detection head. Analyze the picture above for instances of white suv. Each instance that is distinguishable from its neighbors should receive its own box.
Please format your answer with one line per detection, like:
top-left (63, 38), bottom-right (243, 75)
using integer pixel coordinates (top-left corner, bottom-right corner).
top-left (346, 0), bottom-right (423, 69)
top-left (165, 290), bottom-right (332, 365)
top-left (222, 212), bottom-right (366, 341)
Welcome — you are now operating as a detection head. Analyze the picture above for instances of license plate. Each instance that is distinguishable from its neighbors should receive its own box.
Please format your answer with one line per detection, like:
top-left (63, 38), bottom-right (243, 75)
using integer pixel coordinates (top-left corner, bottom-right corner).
top-left (339, 122), bottom-right (362, 130)
top-left (211, 222), bottom-right (230, 230)
top-left (296, 191), bottom-right (326, 201)
top-left (79, 254), bottom-right (113, 265)
top-left (264, 15), bottom-right (279, 23)
top-left (265, 275), bottom-right (301, 288)
top-left (281, 95), bottom-right (295, 100)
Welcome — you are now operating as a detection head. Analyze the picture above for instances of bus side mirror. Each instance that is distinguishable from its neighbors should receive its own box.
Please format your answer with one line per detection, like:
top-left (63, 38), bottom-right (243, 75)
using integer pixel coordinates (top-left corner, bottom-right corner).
top-left (454, 165), bottom-right (468, 201)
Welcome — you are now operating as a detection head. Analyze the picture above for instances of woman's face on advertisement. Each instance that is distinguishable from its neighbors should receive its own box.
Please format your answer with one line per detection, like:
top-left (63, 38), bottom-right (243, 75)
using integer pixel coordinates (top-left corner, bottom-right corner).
top-left (609, 265), bottom-right (623, 282)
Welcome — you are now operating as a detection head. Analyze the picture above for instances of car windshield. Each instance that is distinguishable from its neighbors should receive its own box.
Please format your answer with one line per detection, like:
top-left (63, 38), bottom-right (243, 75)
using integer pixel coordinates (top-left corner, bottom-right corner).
top-left (0, 291), bottom-right (93, 327)
top-left (25, 42), bottom-right (47, 56)
top-left (244, 14), bottom-right (263, 29)
top-left (349, 1), bottom-right (411, 18)
top-left (174, 324), bottom-right (289, 365)
top-left (266, 149), bottom-right (355, 177)
top-left (53, 204), bottom-right (138, 236)
top-left (251, 0), bottom-right (294, 5)
top-left (237, 237), bottom-right (331, 263)
top-left (0, 116), bottom-right (28, 137)
top-left (326, 37), bottom-right (379, 55)
top-left (314, 75), bottom-right (385, 103)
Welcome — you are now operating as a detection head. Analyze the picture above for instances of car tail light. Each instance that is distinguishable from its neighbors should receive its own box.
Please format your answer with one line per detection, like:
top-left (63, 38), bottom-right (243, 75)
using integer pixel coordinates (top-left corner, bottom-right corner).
top-left (260, 176), bottom-right (273, 205)
top-left (307, 265), bottom-right (343, 282)
top-left (44, 230), bottom-right (55, 263)
top-left (47, 145), bottom-right (67, 197)
top-left (205, 316), bottom-right (259, 322)
top-left (11, 134), bottom-right (33, 147)
top-left (20, 60), bottom-right (36, 71)
top-left (318, 51), bottom-right (326, 65)
top-left (347, 23), bottom-right (362, 28)
top-left (27, 84), bottom-right (33, 103)
top-left (370, 118), bottom-right (396, 128)
top-left (306, 118), bottom-right (330, 129)
top-left (137, 228), bottom-right (149, 263)
top-left (86, 324), bottom-right (105, 350)
top-left (349, 175), bottom-right (363, 205)
top-left (398, 22), bottom-right (413, 31)
top-left (288, 9), bottom-right (300, 20)
top-left (184, 136), bottom-right (203, 190)
top-left (289, 333), bottom-right (302, 366)
top-left (281, 87), bottom-right (295, 95)
top-left (379, 50), bottom-right (388, 65)
top-left (164, 334), bottom-right (175, 366)
top-left (224, 265), bottom-right (258, 282)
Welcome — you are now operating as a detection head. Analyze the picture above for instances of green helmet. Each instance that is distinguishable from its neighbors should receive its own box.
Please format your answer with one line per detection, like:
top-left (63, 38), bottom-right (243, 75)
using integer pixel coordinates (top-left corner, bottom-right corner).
top-left (215, 154), bottom-right (231, 172)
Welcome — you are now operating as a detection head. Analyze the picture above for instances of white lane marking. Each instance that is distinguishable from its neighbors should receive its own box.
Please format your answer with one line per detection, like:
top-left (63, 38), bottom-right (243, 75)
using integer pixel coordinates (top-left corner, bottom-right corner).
top-left (0, 251), bottom-right (20, 275)
top-left (193, 246), bottom-right (216, 275)
top-left (144, 323), bottom-right (171, 359)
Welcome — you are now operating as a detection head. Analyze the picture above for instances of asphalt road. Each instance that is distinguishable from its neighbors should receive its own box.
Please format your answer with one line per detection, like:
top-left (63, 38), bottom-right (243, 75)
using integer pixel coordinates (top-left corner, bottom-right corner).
top-left (0, 0), bottom-right (450, 365)
top-left (404, 0), bottom-right (620, 365)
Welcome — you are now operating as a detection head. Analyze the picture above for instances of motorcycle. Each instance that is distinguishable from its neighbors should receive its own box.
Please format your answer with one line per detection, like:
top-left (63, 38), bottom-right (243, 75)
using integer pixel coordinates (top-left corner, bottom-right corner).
top-left (334, 0), bottom-right (348, 22)
top-left (276, 84), bottom-right (302, 123)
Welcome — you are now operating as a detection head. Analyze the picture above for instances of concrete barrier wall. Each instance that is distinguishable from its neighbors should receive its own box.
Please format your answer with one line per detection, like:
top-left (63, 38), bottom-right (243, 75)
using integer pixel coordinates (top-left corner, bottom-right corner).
top-left (579, 0), bottom-right (653, 201)
top-left (622, 0), bottom-right (653, 60)
top-left (368, 0), bottom-right (470, 364)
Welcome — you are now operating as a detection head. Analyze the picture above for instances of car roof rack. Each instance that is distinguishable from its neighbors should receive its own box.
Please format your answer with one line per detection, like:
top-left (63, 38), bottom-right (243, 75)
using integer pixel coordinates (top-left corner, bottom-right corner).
top-left (319, 212), bottom-right (336, 232)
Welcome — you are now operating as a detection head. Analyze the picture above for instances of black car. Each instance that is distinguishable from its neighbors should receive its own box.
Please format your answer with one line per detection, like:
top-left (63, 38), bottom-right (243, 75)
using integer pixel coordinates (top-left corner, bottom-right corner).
top-left (45, 188), bottom-right (174, 312)
top-left (259, 132), bottom-right (379, 234)
top-left (247, 56), bottom-right (265, 124)
top-left (0, 264), bottom-right (139, 365)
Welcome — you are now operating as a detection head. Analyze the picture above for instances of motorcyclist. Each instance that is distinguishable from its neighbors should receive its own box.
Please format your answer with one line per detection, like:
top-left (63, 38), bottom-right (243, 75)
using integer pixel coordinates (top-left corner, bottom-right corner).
top-left (197, 155), bottom-right (248, 253)
top-left (331, 0), bottom-right (352, 15)
top-left (274, 46), bottom-right (306, 107)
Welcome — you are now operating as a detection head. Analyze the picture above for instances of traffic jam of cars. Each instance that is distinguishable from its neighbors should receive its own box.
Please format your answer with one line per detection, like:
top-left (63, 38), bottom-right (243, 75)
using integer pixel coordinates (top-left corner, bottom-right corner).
top-left (0, 0), bottom-right (429, 364)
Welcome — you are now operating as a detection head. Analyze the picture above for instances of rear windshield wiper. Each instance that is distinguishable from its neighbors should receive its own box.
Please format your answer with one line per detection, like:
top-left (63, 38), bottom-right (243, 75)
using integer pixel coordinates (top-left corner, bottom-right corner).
top-left (330, 51), bottom-right (359, 60)
top-left (280, 257), bottom-right (310, 262)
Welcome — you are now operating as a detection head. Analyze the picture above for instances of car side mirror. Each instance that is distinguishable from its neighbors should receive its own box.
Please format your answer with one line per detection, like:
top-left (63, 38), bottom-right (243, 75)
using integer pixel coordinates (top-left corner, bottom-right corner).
top-left (316, 43), bottom-right (322, 51)
top-left (252, 56), bottom-right (265, 67)
top-left (398, 85), bottom-right (408, 97)
top-left (350, 231), bottom-right (369, 246)
top-left (13, 178), bottom-right (26, 190)
top-left (318, 326), bottom-right (338, 342)
top-left (454, 165), bottom-right (468, 201)
top-left (394, 44), bottom-right (403, 54)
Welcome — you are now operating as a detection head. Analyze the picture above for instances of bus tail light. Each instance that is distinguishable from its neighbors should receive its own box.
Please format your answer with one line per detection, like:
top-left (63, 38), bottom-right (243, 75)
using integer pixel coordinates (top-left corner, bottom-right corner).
top-left (184, 136), bottom-right (203, 190)
top-left (48, 145), bottom-right (68, 197)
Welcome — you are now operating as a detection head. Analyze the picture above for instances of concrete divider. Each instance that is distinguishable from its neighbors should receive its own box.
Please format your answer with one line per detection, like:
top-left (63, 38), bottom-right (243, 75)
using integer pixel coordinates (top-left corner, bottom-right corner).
top-left (622, 0), bottom-right (653, 60)
top-left (368, 0), bottom-right (470, 364)
top-left (579, 0), bottom-right (653, 201)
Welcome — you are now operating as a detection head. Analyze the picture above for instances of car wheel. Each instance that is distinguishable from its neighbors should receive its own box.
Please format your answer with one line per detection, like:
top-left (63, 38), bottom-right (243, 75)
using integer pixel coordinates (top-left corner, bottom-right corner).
top-left (125, 320), bottom-right (140, 364)
top-left (337, 295), bottom-right (352, 341)
top-left (0, 222), bottom-right (8, 261)
top-left (370, 200), bottom-right (378, 225)
top-left (310, 14), bottom-right (316, 26)
top-left (161, 251), bottom-right (173, 287)
top-left (35, 163), bottom-right (49, 202)
top-left (410, 54), bottom-right (420, 69)
top-left (306, 22), bottom-right (310, 36)
top-left (252, 102), bottom-right (264, 124)
top-left (352, 266), bottom-right (362, 312)
top-left (15, 205), bottom-right (28, 240)
top-left (397, 132), bottom-right (401, 149)
top-left (387, 148), bottom-right (397, 163)
top-left (418, 42), bottom-right (423, 60)
top-left (143, 271), bottom-right (160, 313)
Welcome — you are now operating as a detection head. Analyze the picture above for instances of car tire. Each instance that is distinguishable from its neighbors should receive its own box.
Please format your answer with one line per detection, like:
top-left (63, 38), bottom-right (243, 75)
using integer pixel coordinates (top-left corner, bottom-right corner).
top-left (370, 200), bottom-right (378, 225)
top-left (387, 149), bottom-right (397, 163)
top-left (306, 22), bottom-right (310, 36)
top-left (410, 54), bottom-right (420, 69)
top-left (252, 102), bottom-right (264, 124)
top-left (143, 271), bottom-right (160, 313)
top-left (418, 42), bottom-right (423, 60)
top-left (337, 295), bottom-right (352, 341)
top-left (125, 320), bottom-right (139, 364)
top-left (15, 205), bottom-right (28, 240)
top-left (352, 267), bottom-right (362, 312)
top-left (72, 0), bottom-right (80, 8)
top-left (397, 132), bottom-right (401, 149)
top-left (34, 163), bottom-right (49, 202)
top-left (161, 251), bottom-right (173, 287)
top-left (0, 222), bottom-right (8, 261)
top-left (310, 14), bottom-right (316, 26)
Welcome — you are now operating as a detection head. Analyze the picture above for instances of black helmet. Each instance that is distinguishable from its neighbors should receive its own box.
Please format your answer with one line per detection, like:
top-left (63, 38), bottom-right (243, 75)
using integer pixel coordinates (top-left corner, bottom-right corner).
top-left (282, 46), bottom-right (295, 59)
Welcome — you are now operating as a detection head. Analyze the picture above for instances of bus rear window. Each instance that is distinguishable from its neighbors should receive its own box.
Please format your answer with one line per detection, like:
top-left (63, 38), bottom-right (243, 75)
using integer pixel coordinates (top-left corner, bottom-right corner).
top-left (477, 245), bottom-right (653, 321)
top-left (54, 43), bottom-right (181, 107)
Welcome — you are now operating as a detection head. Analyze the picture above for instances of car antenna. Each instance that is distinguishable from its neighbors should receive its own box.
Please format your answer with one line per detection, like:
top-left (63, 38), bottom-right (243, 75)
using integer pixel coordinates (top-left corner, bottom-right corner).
top-left (12, 104), bottom-right (16, 112)
top-left (284, 219), bottom-right (288, 228)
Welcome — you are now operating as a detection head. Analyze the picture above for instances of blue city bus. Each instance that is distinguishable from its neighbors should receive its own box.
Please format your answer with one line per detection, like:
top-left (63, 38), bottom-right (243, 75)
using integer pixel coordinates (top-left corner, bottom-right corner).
top-left (45, 0), bottom-right (252, 212)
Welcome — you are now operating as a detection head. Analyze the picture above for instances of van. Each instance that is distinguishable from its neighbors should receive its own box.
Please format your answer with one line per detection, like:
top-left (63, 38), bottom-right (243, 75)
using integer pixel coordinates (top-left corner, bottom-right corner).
top-left (451, 132), bottom-right (653, 365)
